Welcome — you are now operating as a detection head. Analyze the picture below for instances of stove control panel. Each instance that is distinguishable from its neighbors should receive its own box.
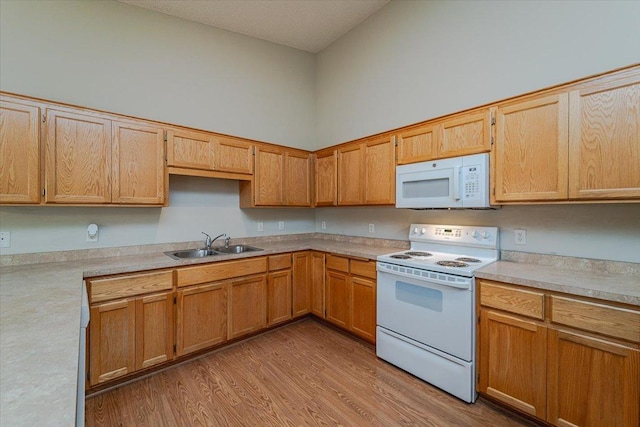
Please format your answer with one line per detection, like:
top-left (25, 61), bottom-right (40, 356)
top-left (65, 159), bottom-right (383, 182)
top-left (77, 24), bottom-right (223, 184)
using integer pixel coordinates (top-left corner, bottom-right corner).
top-left (409, 224), bottom-right (498, 248)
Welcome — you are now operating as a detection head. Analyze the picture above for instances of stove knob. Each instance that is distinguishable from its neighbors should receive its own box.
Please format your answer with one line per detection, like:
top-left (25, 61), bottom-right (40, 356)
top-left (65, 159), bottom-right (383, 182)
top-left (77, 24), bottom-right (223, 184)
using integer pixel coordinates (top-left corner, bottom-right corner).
top-left (471, 230), bottom-right (479, 238)
top-left (482, 231), bottom-right (491, 239)
top-left (420, 228), bottom-right (427, 235)
top-left (413, 227), bottom-right (419, 235)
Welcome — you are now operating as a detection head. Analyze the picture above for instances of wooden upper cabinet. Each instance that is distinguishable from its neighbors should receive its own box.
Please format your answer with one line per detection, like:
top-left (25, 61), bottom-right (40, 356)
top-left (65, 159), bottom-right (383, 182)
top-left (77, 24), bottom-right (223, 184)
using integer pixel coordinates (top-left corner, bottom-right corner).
top-left (396, 122), bottom-right (438, 165)
top-left (213, 136), bottom-right (253, 175)
top-left (314, 149), bottom-right (337, 206)
top-left (568, 71), bottom-right (640, 200)
top-left (45, 108), bottom-right (112, 204)
top-left (112, 121), bottom-right (165, 205)
top-left (337, 143), bottom-right (364, 205)
top-left (439, 109), bottom-right (491, 158)
top-left (0, 98), bottom-right (41, 204)
top-left (494, 93), bottom-right (569, 202)
top-left (166, 128), bottom-right (214, 171)
top-left (364, 135), bottom-right (395, 204)
top-left (285, 150), bottom-right (312, 206)
top-left (254, 145), bottom-right (285, 205)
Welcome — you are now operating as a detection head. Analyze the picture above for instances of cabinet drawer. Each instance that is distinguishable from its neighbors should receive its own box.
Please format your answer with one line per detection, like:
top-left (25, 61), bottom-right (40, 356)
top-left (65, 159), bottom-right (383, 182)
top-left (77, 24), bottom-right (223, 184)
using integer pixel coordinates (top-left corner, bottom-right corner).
top-left (268, 254), bottom-right (292, 271)
top-left (88, 270), bottom-right (174, 303)
top-left (350, 259), bottom-right (376, 279)
top-left (550, 296), bottom-right (640, 343)
top-left (177, 257), bottom-right (267, 287)
top-left (326, 254), bottom-right (349, 273)
top-left (479, 280), bottom-right (545, 320)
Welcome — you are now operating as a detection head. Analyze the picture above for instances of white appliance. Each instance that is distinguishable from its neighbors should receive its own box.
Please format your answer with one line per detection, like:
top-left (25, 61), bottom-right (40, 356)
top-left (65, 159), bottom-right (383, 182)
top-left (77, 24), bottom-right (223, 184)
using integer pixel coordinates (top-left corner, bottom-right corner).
top-left (77, 283), bottom-right (89, 427)
top-left (376, 224), bottom-right (499, 403)
top-left (395, 153), bottom-right (490, 209)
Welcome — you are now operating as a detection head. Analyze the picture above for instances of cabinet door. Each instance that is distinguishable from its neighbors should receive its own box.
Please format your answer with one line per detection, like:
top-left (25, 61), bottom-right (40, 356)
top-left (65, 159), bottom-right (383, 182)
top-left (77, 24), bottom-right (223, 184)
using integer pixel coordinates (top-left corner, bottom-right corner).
top-left (325, 270), bottom-right (349, 328)
top-left (228, 274), bottom-right (267, 339)
top-left (568, 73), bottom-right (640, 200)
top-left (548, 328), bottom-right (640, 427)
top-left (285, 151), bottom-right (312, 206)
top-left (478, 310), bottom-right (547, 419)
top-left (112, 121), bottom-right (165, 205)
top-left (213, 136), bottom-right (253, 174)
top-left (310, 252), bottom-right (326, 318)
top-left (337, 143), bottom-right (363, 205)
top-left (267, 270), bottom-right (292, 326)
top-left (135, 291), bottom-right (174, 369)
top-left (292, 252), bottom-right (311, 317)
top-left (364, 136), bottom-right (395, 205)
top-left (89, 299), bottom-right (136, 385)
top-left (350, 275), bottom-right (376, 343)
top-left (439, 109), bottom-right (491, 158)
top-left (0, 99), bottom-right (40, 203)
top-left (254, 146), bottom-right (284, 205)
top-left (314, 150), bottom-right (337, 206)
top-left (45, 109), bottom-right (112, 203)
top-left (494, 94), bottom-right (569, 202)
top-left (166, 128), bottom-right (214, 170)
top-left (176, 282), bottom-right (227, 356)
top-left (396, 123), bottom-right (439, 164)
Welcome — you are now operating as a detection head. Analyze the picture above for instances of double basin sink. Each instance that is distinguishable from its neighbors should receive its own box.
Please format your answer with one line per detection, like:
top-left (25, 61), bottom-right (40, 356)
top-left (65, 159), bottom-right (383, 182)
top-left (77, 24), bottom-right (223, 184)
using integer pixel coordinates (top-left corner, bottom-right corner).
top-left (165, 245), bottom-right (263, 260)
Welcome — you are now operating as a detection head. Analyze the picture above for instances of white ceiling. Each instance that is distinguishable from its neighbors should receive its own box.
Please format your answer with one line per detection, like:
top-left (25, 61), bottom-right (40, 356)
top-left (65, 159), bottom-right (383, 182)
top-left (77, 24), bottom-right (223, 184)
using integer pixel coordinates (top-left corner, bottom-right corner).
top-left (117, 0), bottom-right (391, 53)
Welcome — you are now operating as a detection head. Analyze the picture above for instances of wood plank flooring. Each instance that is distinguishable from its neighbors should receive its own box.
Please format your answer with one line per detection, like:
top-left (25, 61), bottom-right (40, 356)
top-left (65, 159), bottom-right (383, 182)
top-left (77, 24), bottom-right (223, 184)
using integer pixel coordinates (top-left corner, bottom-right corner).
top-left (86, 319), bottom-right (539, 426)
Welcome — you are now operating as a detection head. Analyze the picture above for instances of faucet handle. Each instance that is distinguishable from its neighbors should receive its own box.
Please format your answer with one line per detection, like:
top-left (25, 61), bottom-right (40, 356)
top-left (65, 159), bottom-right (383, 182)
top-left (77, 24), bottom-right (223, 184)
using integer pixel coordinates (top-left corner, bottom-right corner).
top-left (224, 236), bottom-right (231, 248)
top-left (202, 232), bottom-right (212, 248)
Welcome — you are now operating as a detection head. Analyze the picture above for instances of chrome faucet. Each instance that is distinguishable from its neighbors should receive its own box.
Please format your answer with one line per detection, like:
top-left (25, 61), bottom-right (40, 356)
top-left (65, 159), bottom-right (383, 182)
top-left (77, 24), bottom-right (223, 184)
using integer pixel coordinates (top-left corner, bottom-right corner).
top-left (224, 236), bottom-right (231, 248)
top-left (201, 232), bottom-right (226, 249)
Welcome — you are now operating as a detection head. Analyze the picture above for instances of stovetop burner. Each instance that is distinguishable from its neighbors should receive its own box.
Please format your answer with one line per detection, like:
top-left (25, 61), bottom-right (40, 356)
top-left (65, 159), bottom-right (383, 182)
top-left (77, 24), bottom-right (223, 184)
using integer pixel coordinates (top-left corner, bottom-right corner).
top-left (405, 251), bottom-right (432, 257)
top-left (390, 254), bottom-right (412, 260)
top-left (437, 260), bottom-right (469, 268)
top-left (455, 257), bottom-right (481, 263)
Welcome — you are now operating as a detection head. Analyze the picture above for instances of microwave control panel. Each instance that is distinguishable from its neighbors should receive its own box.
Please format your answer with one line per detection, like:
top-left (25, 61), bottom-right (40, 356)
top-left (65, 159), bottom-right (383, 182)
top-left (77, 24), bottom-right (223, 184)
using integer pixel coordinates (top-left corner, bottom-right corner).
top-left (462, 165), bottom-right (481, 200)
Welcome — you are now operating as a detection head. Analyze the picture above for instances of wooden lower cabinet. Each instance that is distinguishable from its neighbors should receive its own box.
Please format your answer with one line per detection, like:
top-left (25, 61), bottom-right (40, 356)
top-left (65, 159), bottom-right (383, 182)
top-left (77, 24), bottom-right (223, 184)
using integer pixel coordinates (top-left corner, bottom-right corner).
top-left (176, 282), bottom-right (227, 356)
top-left (547, 328), bottom-right (640, 427)
top-left (325, 269), bottom-right (349, 329)
top-left (267, 269), bottom-right (292, 326)
top-left (310, 252), bottom-right (326, 318)
top-left (135, 292), bottom-right (174, 369)
top-left (349, 275), bottom-right (376, 343)
top-left (292, 251), bottom-right (311, 317)
top-left (228, 274), bottom-right (267, 339)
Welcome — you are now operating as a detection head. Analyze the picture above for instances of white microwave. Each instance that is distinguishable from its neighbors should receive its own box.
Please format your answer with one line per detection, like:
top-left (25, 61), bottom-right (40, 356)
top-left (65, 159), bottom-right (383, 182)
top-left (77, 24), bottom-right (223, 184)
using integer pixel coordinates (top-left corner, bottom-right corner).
top-left (396, 153), bottom-right (491, 209)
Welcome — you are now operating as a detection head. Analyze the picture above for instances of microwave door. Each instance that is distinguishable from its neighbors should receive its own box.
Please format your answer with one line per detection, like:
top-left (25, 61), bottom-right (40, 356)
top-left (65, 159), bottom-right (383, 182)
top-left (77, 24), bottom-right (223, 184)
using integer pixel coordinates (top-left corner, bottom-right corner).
top-left (396, 167), bottom-right (462, 208)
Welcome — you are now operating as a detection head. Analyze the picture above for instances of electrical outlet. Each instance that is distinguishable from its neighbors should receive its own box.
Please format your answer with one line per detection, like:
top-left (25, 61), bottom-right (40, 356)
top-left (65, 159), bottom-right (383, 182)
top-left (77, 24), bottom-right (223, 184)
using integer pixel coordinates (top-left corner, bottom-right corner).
top-left (278, 221), bottom-right (285, 231)
top-left (321, 221), bottom-right (326, 230)
top-left (0, 232), bottom-right (11, 248)
top-left (86, 224), bottom-right (99, 243)
top-left (514, 229), bottom-right (527, 245)
top-left (368, 223), bottom-right (375, 233)
top-left (257, 222), bottom-right (264, 232)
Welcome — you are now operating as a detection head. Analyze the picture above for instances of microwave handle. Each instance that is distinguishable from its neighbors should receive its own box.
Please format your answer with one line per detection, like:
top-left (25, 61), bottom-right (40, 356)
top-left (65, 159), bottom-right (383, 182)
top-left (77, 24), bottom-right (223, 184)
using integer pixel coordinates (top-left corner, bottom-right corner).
top-left (453, 166), bottom-right (461, 201)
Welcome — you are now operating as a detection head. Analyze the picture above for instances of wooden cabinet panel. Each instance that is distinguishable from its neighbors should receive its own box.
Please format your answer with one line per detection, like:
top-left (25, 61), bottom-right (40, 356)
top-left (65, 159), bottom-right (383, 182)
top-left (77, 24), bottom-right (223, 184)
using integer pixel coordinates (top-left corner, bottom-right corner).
top-left (292, 251), bottom-right (311, 317)
top-left (568, 73), bottom-right (640, 200)
top-left (286, 151), bottom-right (312, 206)
top-left (268, 254), bottom-right (292, 271)
top-left (267, 270), bottom-right (292, 326)
top-left (310, 251), bottom-right (326, 318)
top-left (112, 121), bottom-right (165, 205)
top-left (177, 257), bottom-right (267, 287)
top-left (0, 99), bottom-right (40, 203)
top-left (176, 282), bottom-right (227, 356)
top-left (326, 254), bottom-right (349, 273)
top-left (88, 270), bottom-right (174, 303)
top-left (396, 123), bottom-right (438, 164)
top-left (166, 128), bottom-right (214, 170)
top-left (314, 150), bottom-right (337, 206)
top-left (439, 109), bottom-right (491, 158)
top-left (364, 136), bottom-right (395, 205)
top-left (255, 146), bottom-right (284, 205)
top-left (350, 276), bottom-right (376, 343)
top-left (213, 136), bottom-right (253, 174)
top-left (337, 144), bottom-right (363, 205)
top-left (349, 259), bottom-right (376, 280)
top-left (478, 310), bottom-right (547, 419)
top-left (548, 328), bottom-right (640, 427)
top-left (228, 274), bottom-right (267, 339)
top-left (135, 292), bottom-right (174, 369)
top-left (325, 270), bottom-right (349, 328)
top-left (494, 94), bottom-right (569, 202)
top-left (479, 280), bottom-right (545, 320)
top-left (89, 299), bottom-right (136, 385)
top-left (45, 109), bottom-right (112, 203)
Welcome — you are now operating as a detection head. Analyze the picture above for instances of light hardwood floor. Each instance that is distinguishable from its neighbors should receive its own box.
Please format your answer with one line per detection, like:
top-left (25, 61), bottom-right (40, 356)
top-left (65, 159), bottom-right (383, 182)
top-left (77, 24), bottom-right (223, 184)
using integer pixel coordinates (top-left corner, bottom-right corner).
top-left (86, 319), bottom-right (539, 426)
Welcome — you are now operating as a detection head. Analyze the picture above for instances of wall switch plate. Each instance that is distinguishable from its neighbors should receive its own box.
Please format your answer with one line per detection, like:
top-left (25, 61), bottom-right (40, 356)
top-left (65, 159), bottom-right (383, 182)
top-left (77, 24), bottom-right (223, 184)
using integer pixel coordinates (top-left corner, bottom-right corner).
top-left (0, 232), bottom-right (10, 248)
top-left (257, 222), bottom-right (264, 232)
top-left (321, 221), bottom-right (326, 230)
top-left (368, 223), bottom-right (375, 233)
top-left (278, 221), bottom-right (285, 231)
top-left (87, 224), bottom-right (99, 243)
top-left (514, 229), bottom-right (527, 245)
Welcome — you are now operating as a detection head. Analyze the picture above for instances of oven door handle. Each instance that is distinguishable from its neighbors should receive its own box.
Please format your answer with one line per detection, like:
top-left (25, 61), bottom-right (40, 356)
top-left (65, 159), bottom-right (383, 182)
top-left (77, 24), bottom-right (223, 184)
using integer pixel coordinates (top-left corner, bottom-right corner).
top-left (453, 166), bottom-right (461, 201)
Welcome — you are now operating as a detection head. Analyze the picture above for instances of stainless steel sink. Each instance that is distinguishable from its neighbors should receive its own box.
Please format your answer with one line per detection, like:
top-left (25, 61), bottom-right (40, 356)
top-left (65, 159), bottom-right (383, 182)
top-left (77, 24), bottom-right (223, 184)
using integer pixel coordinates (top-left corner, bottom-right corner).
top-left (211, 245), bottom-right (263, 254)
top-left (165, 249), bottom-right (220, 260)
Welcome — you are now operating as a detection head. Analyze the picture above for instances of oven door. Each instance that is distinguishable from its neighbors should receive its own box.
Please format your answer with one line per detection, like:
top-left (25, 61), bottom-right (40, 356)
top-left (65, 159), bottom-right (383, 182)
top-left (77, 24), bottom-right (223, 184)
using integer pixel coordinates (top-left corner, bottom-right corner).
top-left (395, 157), bottom-right (462, 208)
top-left (376, 266), bottom-right (474, 361)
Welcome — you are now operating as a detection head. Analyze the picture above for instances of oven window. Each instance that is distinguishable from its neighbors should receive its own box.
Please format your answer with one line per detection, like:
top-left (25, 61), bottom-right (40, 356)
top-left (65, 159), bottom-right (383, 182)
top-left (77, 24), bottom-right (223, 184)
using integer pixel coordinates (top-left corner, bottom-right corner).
top-left (402, 178), bottom-right (450, 198)
top-left (395, 280), bottom-right (443, 312)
